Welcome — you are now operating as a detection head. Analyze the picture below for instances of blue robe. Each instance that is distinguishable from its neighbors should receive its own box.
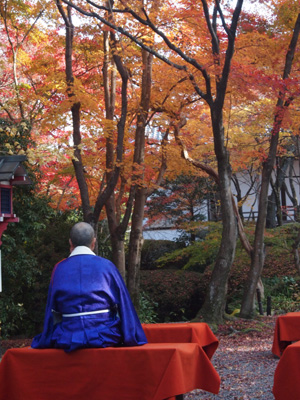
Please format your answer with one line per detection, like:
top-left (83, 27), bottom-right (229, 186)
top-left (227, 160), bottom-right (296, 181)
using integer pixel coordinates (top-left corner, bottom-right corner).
top-left (31, 250), bottom-right (147, 352)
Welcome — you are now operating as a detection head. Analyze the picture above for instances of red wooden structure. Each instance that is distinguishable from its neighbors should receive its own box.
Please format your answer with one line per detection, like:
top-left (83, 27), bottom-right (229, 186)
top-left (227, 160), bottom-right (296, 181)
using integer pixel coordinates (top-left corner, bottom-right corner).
top-left (0, 155), bottom-right (31, 244)
top-left (0, 155), bottom-right (31, 292)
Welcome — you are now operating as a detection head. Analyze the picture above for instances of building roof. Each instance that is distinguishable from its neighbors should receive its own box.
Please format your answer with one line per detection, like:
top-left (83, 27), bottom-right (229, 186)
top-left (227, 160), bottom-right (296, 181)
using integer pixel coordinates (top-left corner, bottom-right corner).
top-left (0, 155), bottom-right (32, 185)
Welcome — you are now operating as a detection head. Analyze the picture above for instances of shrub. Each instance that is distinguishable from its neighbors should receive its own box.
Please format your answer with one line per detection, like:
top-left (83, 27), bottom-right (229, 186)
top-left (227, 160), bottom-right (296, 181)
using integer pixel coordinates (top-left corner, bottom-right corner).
top-left (138, 291), bottom-right (159, 323)
top-left (154, 222), bottom-right (221, 272)
top-left (141, 239), bottom-right (185, 270)
top-left (140, 269), bottom-right (206, 322)
top-left (0, 186), bottom-right (55, 338)
top-left (147, 222), bottom-right (300, 317)
top-left (262, 275), bottom-right (300, 314)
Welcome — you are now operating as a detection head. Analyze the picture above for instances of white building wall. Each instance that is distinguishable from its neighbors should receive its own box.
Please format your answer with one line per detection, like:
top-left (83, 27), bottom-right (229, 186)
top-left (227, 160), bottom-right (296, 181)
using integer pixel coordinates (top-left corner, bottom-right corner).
top-left (143, 229), bottom-right (182, 241)
top-left (233, 159), bottom-right (300, 221)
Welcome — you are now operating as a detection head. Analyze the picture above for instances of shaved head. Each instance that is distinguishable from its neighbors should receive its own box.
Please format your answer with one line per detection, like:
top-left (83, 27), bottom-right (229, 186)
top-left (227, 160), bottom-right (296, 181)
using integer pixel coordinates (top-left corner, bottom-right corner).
top-left (70, 222), bottom-right (95, 248)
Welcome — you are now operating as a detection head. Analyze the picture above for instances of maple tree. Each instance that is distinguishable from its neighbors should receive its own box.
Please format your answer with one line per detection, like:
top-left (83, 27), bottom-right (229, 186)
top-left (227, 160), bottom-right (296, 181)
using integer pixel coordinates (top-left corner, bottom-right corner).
top-left (57, 0), bottom-right (245, 323)
top-left (46, 1), bottom-right (173, 307)
top-left (146, 174), bottom-right (219, 243)
top-left (0, 0), bottom-right (81, 203)
top-left (0, 0), bottom-right (174, 307)
top-left (55, 2), bottom-right (124, 239)
top-left (239, 8), bottom-right (300, 318)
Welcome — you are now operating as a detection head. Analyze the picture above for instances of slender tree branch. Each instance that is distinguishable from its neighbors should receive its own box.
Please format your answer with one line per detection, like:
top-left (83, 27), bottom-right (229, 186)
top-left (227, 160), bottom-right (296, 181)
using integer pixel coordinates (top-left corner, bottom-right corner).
top-left (173, 118), bottom-right (253, 255)
top-left (216, 0), bottom-right (244, 109)
top-left (61, 0), bottom-right (189, 71)
top-left (214, 0), bottom-right (231, 36)
top-left (0, 102), bottom-right (16, 122)
top-left (201, 0), bottom-right (220, 55)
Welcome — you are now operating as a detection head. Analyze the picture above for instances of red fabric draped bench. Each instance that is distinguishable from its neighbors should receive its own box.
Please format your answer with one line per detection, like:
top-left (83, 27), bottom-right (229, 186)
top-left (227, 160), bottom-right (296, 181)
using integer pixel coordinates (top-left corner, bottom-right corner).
top-left (273, 341), bottom-right (300, 400)
top-left (272, 312), bottom-right (300, 357)
top-left (142, 322), bottom-right (219, 360)
top-left (0, 322), bottom-right (220, 400)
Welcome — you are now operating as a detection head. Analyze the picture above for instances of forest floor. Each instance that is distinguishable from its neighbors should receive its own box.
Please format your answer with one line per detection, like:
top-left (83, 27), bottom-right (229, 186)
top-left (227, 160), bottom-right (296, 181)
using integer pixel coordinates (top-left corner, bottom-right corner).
top-left (1, 315), bottom-right (279, 399)
top-left (185, 315), bottom-right (278, 400)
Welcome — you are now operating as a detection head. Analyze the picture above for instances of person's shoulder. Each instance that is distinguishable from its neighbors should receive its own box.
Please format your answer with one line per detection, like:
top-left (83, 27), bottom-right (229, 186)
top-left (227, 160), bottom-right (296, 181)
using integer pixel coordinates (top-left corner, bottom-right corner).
top-left (51, 258), bottom-right (67, 283)
top-left (54, 258), bottom-right (68, 268)
top-left (93, 256), bottom-right (119, 272)
top-left (94, 256), bottom-right (116, 267)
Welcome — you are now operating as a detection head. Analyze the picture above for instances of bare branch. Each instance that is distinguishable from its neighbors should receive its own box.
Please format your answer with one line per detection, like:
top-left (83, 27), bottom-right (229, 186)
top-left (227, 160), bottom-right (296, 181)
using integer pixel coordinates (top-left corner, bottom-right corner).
top-left (201, 0), bottom-right (220, 55)
top-left (216, 0), bottom-right (244, 109)
top-left (61, 0), bottom-right (188, 71)
top-left (214, 0), bottom-right (231, 36)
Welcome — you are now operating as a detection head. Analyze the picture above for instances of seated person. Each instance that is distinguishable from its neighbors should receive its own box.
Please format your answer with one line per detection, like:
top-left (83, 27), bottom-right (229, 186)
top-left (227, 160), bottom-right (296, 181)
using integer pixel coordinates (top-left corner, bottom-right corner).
top-left (31, 222), bottom-right (147, 352)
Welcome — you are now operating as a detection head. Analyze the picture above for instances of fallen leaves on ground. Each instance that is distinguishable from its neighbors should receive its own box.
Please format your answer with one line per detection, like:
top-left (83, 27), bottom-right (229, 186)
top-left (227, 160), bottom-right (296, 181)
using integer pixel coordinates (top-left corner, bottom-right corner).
top-left (185, 315), bottom-right (278, 400)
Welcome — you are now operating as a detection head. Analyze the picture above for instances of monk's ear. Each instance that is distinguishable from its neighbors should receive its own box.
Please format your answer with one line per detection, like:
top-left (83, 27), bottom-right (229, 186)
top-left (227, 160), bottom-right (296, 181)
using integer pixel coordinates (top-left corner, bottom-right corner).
top-left (91, 237), bottom-right (96, 250)
top-left (69, 239), bottom-right (74, 251)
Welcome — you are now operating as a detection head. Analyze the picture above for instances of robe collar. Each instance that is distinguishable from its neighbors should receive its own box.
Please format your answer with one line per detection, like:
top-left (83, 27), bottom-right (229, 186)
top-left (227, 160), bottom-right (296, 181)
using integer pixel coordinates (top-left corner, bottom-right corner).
top-left (69, 246), bottom-right (96, 257)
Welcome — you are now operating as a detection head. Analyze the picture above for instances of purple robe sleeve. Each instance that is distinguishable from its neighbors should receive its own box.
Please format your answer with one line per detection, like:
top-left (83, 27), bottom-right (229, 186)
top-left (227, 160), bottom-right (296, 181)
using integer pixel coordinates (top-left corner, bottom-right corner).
top-left (110, 266), bottom-right (147, 346)
top-left (31, 282), bottom-right (55, 348)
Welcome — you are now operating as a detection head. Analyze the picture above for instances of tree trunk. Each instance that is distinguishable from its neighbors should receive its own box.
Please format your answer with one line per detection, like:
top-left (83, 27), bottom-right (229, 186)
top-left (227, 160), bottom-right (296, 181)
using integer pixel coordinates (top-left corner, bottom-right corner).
top-left (111, 232), bottom-right (126, 278)
top-left (266, 180), bottom-right (277, 229)
top-left (96, 18), bottom-right (128, 269)
top-left (288, 160), bottom-right (300, 222)
top-left (283, 158), bottom-right (299, 222)
top-left (127, 50), bottom-right (153, 307)
top-left (56, 2), bottom-right (126, 253)
top-left (127, 187), bottom-right (147, 308)
top-left (102, 27), bottom-right (127, 277)
top-left (240, 139), bottom-right (282, 318)
top-left (266, 158), bottom-right (291, 228)
top-left (195, 109), bottom-right (237, 324)
top-left (232, 174), bottom-right (244, 222)
top-left (57, 4), bottom-right (93, 222)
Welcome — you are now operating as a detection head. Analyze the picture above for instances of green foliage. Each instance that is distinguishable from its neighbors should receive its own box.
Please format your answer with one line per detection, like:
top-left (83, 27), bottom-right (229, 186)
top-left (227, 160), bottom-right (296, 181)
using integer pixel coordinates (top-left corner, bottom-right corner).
top-left (262, 275), bottom-right (300, 314)
top-left (138, 291), bottom-right (159, 323)
top-left (0, 184), bottom-right (55, 338)
top-left (0, 194), bottom-right (117, 339)
top-left (264, 275), bottom-right (299, 297)
top-left (263, 224), bottom-right (299, 255)
top-left (0, 298), bottom-right (27, 337)
top-left (155, 222), bottom-right (222, 272)
top-left (141, 239), bottom-right (185, 270)
top-left (147, 221), bottom-right (300, 318)
top-left (226, 223), bottom-right (300, 313)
